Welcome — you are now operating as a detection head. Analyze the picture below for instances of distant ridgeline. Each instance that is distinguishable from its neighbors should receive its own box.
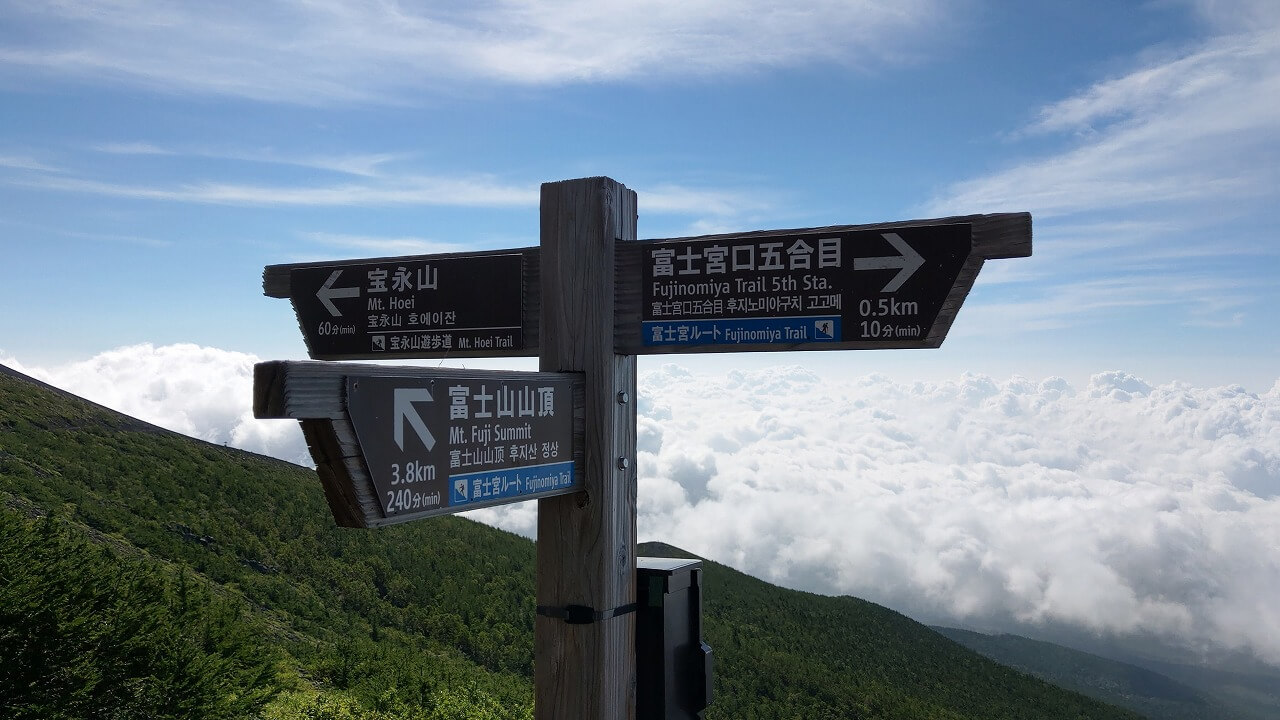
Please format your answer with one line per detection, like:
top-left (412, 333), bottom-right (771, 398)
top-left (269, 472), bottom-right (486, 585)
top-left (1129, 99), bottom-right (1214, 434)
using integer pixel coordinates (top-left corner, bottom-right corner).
top-left (934, 627), bottom-right (1280, 720)
top-left (1, 364), bottom-right (1143, 719)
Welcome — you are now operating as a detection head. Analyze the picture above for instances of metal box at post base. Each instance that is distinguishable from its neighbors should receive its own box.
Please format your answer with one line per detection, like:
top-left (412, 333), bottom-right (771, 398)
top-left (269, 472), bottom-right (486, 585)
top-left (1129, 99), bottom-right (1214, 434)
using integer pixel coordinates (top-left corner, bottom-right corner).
top-left (636, 557), bottom-right (713, 719)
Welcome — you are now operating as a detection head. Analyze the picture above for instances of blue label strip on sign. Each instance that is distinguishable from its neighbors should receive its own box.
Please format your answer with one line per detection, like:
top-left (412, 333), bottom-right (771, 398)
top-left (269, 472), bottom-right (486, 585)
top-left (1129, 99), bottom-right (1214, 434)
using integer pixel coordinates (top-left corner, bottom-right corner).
top-left (448, 460), bottom-right (576, 507)
top-left (642, 316), bottom-right (841, 346)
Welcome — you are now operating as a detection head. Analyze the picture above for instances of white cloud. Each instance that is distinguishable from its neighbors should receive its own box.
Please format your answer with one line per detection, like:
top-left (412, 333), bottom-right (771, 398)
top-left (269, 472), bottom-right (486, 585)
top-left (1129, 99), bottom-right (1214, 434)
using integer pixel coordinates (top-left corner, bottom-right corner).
top-left (608, 365), bottom-right (1280, 665)
top-left (9, 344), bottom-right (1279, 667)
top-left (0, 1), bottom-right (952, 104)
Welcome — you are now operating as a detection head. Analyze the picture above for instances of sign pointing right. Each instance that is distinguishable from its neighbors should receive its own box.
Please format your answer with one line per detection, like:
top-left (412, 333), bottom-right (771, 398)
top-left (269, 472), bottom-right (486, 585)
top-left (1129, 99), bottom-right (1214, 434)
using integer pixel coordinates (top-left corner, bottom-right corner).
top-left (630, 221), bottom-right (982, 353)
top-left (853, 232), bottom-right (926, 292)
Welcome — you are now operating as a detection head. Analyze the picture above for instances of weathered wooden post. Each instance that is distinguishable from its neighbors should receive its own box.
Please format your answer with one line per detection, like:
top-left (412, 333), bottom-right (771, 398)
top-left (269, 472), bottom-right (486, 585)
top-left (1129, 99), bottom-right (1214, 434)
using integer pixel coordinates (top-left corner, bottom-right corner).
top-left (535, 177), bottom-right (639, 719)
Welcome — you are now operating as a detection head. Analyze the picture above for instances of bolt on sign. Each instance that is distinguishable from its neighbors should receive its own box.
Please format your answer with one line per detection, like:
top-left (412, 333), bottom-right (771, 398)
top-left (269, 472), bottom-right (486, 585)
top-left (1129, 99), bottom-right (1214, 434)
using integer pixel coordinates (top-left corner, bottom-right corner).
top-left (253, 361), bottom-right (583, 528)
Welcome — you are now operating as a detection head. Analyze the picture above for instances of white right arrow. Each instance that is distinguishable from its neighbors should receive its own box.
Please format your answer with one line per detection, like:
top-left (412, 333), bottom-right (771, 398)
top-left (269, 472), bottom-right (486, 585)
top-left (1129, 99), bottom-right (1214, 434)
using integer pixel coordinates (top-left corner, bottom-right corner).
top-left (316, 269), bottom-right (361, 317)
top-left (854, 233), bottom-right (925, 292)
top-left (394, 388), bottom-right (435, 452)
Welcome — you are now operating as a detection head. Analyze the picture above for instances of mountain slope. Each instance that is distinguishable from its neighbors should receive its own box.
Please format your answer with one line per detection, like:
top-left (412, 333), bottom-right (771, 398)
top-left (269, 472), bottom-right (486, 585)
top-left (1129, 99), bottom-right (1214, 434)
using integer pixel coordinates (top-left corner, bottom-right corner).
top-left (1, 506), bottom-right (279, 719)
top-left (639, 541), bottom-right (1143, 720)
top-left (1129, 658), bottom-right (1280, 720)
top-left (1, 364), bottom-right (1140, 719)
top-left (1, 364), bottom-right (536, 718)
top-left (932, 626), bottom-right (1232, 720)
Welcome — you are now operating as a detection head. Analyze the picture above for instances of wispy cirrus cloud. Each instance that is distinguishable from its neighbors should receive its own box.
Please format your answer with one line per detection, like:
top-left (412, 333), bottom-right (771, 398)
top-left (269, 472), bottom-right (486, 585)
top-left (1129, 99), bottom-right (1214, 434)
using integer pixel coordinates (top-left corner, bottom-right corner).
top-left (0, 154), bottom-right (60, 172)
top-left (928, 5), bottom-right (1280, 336)
top-left (92, 142), bottom-right (173, 156)
top-left (282, 153), bottom-right (407, 178)
top-left (929, 16), bottom-right (1280, 219)
top-left (0, 1), bottom-right (954, 104)
top-left (0, 217), bottom-right (170, 248)
top-left (6, 149), bottom-right (769, 223)
top-left (637, 183), bottom-right (771, 220)
top-left (299, 232), bottom-right (469, 256)
top-left (91, 142), bottom-right (407, 178)
top-left (956, 273), bottom-right (1259, 334)
top-left (16, 173), bottom-right (538, 208)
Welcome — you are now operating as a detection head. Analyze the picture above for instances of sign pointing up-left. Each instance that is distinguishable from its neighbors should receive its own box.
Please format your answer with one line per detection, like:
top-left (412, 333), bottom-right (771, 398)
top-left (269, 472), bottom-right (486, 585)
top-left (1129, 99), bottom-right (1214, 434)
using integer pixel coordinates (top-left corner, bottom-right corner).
top-left (393, 387), bottom-right (434, 451)
top-left (253, 361), bottom-right (583, 528)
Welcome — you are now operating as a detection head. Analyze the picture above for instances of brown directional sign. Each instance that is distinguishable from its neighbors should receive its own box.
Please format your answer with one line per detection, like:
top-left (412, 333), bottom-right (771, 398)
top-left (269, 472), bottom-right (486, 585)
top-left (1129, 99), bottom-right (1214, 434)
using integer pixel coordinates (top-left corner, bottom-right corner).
top-left (262, 213), bottom-right (1030, 359)
top-left (614, 214), bottom-right (1030, 354)
top-left (253, 361), bottom-right (583, 528)
top-left (266, 249), bottom-right (538, 360)
top-left (626, 223), bottom-right (970, 352)
top-left (349, 374), bottom-right (576, 519)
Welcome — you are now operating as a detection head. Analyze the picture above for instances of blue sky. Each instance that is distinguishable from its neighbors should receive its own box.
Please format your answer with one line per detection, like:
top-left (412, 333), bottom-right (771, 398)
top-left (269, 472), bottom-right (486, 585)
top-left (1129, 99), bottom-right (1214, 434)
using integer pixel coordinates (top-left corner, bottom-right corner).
top-left (3, 0), bottom-right (1277, 390)
top-left (3, 1), bottom-right (1280, 668)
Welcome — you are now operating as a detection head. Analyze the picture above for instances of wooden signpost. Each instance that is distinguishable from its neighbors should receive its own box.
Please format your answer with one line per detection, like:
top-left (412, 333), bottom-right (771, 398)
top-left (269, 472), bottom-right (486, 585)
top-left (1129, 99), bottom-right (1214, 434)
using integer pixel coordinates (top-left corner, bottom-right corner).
top-left (254, 176), bottom-right (1031, 719)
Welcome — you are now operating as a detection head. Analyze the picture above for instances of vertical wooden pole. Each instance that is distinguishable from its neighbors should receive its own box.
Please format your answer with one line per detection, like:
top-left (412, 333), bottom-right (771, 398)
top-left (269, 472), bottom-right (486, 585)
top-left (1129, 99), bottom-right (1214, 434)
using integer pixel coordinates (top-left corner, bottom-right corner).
top-left (536, 177), bottom-right (638, 719)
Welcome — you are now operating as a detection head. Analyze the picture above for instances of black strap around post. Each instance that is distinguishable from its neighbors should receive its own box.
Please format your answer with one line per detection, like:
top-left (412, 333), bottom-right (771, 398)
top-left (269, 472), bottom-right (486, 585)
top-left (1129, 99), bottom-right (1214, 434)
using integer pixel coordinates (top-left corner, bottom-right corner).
top-left (536, 602), bottom-right (639, 625)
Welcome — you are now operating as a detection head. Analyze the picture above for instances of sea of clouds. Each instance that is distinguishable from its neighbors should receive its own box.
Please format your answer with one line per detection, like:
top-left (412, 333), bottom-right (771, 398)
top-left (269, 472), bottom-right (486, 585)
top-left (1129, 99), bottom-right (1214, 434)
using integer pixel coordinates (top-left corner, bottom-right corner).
top-left (4, 343), bottom-right (1277, 666)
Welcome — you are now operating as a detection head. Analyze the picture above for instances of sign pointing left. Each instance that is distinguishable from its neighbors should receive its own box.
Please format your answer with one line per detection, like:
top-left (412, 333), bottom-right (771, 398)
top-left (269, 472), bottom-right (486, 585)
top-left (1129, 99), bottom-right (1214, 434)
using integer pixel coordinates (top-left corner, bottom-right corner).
top-left (270, 252), bottom-right (528, 359)
top-left (393, 387), bottom-right (435, 451)
top-left (317, 269), bottom-right (361, 317)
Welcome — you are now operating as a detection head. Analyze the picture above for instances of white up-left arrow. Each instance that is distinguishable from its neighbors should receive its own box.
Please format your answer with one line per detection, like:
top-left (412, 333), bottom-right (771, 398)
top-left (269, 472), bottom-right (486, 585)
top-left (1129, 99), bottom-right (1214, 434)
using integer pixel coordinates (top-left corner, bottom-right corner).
top-left (394, 388), bottom-right (435, 452)
top-left (853, 233), bottom-right (925, 293)
top-left (317, 269), bottom-right (361, 317)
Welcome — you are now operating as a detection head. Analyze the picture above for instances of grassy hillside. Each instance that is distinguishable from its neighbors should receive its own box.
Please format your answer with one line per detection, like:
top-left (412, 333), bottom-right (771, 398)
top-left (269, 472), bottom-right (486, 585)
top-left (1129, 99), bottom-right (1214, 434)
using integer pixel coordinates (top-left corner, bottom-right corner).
top-left (1, 365), bottom-right (535, 719)
top-left (1, 364), bottom-right (1141, 719)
